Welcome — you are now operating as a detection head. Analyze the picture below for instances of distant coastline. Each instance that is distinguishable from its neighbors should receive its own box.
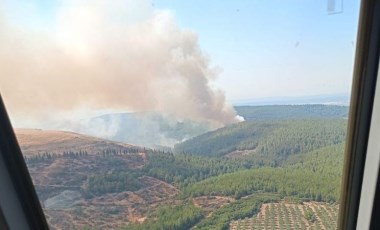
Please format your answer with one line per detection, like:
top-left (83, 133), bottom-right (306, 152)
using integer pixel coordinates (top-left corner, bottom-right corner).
top-left (232, 93), bottom-right (350, 106)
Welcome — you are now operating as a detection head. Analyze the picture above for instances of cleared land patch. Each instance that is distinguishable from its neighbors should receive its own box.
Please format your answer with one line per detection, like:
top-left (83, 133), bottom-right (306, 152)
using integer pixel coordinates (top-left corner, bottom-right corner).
top-left (26, 152), bottom-right (178, 229)
top-left (193, 196), bottom-right (234, 217)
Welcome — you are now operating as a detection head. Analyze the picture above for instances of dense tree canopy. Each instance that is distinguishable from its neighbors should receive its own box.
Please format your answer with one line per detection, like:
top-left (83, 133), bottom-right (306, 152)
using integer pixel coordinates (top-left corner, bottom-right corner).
top-left (174, 119), bottom-right (347, 161)
top-left (126, 203), bottom-right (203, 230)
top-left (183, 144), bottom-right (344, 202)
top-left (143, 152), bottom-right (252, 186)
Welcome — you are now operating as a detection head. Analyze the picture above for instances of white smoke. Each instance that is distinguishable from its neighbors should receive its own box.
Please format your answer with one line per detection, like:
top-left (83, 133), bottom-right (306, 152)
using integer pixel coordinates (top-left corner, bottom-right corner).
top-left (0, 0), bottom-right (241, 128)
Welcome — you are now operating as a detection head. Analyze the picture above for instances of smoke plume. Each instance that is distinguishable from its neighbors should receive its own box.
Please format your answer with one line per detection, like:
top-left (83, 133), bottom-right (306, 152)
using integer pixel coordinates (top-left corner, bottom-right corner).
top-left (0, 0), bottom-right (241, 127)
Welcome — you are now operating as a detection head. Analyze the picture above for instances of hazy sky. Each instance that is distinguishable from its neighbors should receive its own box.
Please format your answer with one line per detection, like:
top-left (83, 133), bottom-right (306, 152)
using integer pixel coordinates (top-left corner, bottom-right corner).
top-left (0, 0), bottom-right (361, 128)
top-left (3, 0), bottom-right (360, 100)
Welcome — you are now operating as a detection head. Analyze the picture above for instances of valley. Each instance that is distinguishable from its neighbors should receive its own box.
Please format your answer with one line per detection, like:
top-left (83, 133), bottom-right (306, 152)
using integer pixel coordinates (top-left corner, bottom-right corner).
top-left (16, 105), bottom-right (348, 230)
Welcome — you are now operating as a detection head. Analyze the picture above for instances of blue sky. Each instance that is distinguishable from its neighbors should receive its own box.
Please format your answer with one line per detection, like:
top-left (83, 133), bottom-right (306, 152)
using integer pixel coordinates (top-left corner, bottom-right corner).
top-left (152, 0), bottom-right (361, 102)
top-left (3, 0), bottom-right (361, 103)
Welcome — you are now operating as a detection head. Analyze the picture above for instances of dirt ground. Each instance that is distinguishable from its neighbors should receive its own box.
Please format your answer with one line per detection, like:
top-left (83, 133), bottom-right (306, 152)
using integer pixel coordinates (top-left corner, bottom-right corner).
top-left (15, 128), bottom-right (137, 156)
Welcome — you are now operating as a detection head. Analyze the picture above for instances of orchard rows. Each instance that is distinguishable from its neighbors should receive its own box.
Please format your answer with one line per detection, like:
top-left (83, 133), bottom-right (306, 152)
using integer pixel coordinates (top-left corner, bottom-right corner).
top-left (230, 202), bottom-right (339, 230)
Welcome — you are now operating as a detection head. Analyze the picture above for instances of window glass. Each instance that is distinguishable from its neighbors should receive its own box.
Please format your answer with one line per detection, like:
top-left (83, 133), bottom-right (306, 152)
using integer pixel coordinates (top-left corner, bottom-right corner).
top-left (0, 0), bottom-right (360, 229)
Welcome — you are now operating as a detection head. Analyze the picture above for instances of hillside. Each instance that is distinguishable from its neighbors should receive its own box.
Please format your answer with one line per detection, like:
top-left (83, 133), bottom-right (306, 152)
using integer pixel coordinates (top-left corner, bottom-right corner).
top-left (57, 105), bottom-right (348, 149)
top-left (64, 112), bottom-right (212, 148)
top-left (182, 144), bottom-right (344, 202)
top-left (17, 129), bottom-right (178, 229)
top-left (174, 119), bottom-right (347, 161)
top-left (15, 129), bottom-right (138, 156)
top-left (17, 112), bottom-right (348, 229)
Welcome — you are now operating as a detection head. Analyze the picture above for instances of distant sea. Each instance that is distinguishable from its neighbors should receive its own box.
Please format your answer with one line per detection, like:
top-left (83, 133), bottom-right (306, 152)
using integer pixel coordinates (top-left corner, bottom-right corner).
top-left (232, 93), bottom-right (350, 106)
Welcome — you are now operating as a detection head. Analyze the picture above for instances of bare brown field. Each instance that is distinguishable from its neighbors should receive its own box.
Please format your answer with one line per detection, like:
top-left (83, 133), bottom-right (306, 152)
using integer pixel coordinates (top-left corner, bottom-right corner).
top-left (15, 128), bottom-right (136, 156)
